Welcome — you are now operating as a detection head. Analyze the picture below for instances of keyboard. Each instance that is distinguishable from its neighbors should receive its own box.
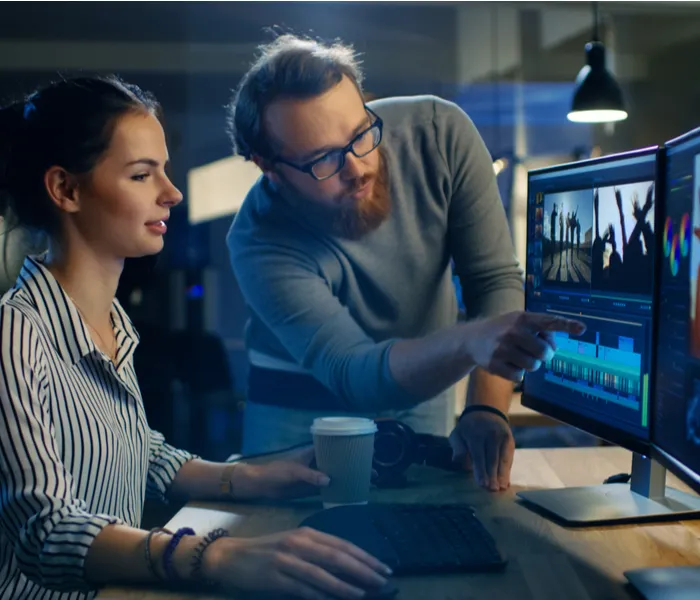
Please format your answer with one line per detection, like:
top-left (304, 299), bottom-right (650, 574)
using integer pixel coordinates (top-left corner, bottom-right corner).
top-left (300, 503), bottom-right (507, 575)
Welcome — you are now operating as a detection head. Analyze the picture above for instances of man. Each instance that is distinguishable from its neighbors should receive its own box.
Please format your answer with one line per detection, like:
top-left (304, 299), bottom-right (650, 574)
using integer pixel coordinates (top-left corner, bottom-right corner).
top-left (226, 34), bottom-right (584, 491)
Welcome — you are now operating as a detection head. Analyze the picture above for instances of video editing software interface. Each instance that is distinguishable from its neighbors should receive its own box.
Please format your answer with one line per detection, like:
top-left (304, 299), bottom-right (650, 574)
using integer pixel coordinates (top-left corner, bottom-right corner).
top-left (524, 151), bottom-right (657, 441)
top-left (654, 128), bottom-right (700, 482)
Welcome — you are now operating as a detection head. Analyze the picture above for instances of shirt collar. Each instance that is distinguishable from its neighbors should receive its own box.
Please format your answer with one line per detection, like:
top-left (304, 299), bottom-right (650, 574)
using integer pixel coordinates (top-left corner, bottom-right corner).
top-left (15, 255), bottom-right (140, 367)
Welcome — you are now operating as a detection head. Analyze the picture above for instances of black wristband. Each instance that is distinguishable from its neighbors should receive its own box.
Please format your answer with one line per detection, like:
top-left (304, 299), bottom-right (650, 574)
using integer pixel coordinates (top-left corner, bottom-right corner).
top-left (460, 404), bottom-right (510, 424)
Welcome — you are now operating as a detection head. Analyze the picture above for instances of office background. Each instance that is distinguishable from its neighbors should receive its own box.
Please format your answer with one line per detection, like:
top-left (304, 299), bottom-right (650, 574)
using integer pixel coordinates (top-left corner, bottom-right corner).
top-left (1, 1), bottom-right (699, 459)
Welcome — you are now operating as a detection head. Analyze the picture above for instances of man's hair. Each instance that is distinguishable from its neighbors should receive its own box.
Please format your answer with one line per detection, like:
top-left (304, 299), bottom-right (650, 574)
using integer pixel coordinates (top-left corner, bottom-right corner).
top-left (226, 33), bottom-right (364, 161)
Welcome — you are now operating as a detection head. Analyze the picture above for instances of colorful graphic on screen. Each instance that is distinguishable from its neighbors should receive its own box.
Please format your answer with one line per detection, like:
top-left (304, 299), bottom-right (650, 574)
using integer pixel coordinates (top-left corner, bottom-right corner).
top-left (664, 216), bottom-right (673, 258)
top-left (671, 234), bottom-right (681, 276)
top-left (689, 154), bottom-right (700, 358)
top-left (680, 212), bottom-right (691, 258)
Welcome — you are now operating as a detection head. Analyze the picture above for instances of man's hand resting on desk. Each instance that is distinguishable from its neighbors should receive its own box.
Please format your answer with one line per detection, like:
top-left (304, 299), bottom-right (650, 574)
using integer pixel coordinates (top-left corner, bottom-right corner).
top-left (450, 412), bottom-right (515, 492)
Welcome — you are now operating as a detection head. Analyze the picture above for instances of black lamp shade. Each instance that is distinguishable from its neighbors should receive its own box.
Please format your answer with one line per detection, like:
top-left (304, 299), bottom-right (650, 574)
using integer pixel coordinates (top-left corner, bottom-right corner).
top-left (568, 41), bottom-right (628, 123)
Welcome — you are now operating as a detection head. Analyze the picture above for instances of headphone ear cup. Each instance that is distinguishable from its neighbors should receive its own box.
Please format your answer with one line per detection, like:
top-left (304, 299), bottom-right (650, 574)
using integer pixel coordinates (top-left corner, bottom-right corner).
top-left (372, 419), bottom-right (417, 486)
top-left (415, 433), bottom-right (460, 472)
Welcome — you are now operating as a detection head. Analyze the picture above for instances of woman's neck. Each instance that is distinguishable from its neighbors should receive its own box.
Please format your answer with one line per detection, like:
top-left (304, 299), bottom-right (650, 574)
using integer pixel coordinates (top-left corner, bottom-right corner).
top-left (44, 239), bottom-right (124, 332)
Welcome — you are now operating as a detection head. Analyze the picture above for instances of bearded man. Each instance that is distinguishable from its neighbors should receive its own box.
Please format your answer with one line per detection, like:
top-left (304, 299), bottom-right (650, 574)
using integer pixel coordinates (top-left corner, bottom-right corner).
top-left (225, 34), bottom-right (583, 492)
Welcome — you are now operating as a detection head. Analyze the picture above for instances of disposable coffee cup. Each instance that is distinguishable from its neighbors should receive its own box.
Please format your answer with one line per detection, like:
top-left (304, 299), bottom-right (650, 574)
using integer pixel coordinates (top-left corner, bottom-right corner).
top-left (311, 417), bottom-right (377, 509)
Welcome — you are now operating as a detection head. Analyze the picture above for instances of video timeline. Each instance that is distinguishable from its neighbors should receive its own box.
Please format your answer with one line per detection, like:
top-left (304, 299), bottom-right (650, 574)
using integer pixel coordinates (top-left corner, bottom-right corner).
top-left (538, 315), bottom-right (649, 416)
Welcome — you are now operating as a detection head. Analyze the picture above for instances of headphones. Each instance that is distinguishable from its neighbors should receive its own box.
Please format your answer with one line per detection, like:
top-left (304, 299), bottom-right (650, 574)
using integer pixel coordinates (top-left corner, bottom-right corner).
top-left (371, 418), bottom-right (462, 487)
top-left (232, 418), bottom-right (461, 489)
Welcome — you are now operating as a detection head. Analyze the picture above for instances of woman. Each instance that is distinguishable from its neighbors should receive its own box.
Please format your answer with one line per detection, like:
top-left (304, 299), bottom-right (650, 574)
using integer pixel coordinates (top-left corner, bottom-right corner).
top-left (0, 76), bottom-right (390, 600)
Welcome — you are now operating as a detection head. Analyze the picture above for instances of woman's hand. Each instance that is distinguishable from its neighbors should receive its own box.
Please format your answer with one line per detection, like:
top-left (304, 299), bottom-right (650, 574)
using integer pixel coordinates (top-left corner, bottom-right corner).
top-left (231, 447), bottom-right (331, 501)
top-left (202, 527), bottom-right (392, 599)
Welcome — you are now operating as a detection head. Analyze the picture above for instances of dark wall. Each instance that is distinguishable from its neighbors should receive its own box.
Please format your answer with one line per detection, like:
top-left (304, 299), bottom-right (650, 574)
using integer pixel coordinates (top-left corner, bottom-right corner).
top-left (592, 37), bottom-right (700, 155)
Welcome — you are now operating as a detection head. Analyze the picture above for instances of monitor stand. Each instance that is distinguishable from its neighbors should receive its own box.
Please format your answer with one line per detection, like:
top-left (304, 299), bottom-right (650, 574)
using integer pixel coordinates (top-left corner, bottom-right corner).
top-left (516, 453), bottom-right (700, 526)
top-left (625, 565), bottom-right (700, 600)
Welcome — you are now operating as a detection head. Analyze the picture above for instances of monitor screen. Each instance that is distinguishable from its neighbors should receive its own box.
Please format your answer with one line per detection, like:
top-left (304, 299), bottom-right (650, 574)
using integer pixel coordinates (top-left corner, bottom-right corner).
top-left (653, 127), bottom-right (700, 492)
top-left (523, 149), bottom-right (658, 450)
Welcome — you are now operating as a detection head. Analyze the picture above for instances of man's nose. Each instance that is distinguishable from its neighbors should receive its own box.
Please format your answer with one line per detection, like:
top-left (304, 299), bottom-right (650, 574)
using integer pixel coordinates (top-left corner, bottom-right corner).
top-left (340, 152), bottom-right (365, 180)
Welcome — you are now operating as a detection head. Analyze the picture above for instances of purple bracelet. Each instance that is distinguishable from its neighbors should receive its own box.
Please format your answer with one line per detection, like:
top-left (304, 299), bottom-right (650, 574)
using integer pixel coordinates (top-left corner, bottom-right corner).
top-left (162, 527), bottom-right (195, 583)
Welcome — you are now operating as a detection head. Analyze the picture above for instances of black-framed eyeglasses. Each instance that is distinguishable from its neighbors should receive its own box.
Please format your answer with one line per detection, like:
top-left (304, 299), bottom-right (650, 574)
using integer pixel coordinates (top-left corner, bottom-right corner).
top-left (273, 106), bottom-right (383, 181)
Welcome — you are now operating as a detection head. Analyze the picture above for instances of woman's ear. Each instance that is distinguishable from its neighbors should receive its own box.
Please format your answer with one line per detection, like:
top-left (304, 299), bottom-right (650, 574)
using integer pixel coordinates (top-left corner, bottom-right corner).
top-left (44, 166), bottom-right (81, 215)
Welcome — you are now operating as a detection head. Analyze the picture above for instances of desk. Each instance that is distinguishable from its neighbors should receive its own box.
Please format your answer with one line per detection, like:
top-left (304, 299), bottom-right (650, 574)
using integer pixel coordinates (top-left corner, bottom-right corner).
top-left (98, 447), bottom-right (700, 600)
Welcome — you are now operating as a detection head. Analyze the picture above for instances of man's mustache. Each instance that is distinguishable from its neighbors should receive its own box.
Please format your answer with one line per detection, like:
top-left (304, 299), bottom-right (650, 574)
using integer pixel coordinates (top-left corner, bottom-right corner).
top-left (345, 174), bottom-right (374, 194)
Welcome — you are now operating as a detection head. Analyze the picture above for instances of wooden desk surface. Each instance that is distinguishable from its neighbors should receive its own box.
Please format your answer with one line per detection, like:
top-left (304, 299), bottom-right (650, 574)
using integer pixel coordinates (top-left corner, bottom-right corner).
top-left (98, 447), bottom-right (700, 600)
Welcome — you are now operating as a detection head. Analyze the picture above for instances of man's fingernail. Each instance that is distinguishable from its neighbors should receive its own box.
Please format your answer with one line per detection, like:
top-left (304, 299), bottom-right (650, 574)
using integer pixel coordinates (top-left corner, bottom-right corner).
top-left (382, 565), bottom-right (393, 576)
top-left (318, 475), bottom-right (330, 486)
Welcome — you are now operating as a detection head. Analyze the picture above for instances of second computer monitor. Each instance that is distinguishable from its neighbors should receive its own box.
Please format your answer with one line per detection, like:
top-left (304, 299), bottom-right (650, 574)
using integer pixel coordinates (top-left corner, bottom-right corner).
top-left (653, 126), bottom-right (700, 495)
top-left (524, 147), bottom-right (658, 454)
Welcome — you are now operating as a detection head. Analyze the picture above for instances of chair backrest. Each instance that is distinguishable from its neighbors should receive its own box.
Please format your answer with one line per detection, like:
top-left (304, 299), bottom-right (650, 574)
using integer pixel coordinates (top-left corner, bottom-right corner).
top-left (0, 213), bottom-right (47, 294)
top-left (172, 329), bottom-right (235, 393)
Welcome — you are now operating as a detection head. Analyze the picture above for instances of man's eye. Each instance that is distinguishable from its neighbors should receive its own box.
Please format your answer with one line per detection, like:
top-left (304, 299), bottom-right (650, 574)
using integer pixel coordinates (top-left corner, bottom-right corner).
top-left (316, 152), bottom-right (338, 165)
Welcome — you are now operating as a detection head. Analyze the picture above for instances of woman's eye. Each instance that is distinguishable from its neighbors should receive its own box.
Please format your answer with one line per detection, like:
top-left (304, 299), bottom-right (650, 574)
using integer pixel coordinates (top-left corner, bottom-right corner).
top-left (131, 173), bottom-right (150, 182)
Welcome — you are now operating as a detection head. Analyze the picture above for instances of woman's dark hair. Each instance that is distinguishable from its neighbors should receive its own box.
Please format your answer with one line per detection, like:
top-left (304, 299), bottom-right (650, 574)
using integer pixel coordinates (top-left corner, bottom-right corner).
top-left (226, 33), bottom-right (364, 161)
top-left (0, 75), bottom-right (160, 236)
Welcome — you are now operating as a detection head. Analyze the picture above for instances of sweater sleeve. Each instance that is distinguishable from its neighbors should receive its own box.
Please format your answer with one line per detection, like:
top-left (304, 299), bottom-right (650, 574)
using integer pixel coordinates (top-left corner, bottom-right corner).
top-left (0, 307), bottom-right (122, 592)
top-left (228, 234), bottom-right (420, 411)
top-left (433, 97), bottom-right (525, 318)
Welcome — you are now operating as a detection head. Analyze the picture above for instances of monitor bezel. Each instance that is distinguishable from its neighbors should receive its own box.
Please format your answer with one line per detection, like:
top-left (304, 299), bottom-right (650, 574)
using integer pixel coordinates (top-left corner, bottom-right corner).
top-left (649, 126), bottom-right (700, 494)
top-left (527, 145), bottom-right (659, 181)
top-left (523, 145), bottom-right (661, 455)
top-left (664, 125), bottom-right (700, 153)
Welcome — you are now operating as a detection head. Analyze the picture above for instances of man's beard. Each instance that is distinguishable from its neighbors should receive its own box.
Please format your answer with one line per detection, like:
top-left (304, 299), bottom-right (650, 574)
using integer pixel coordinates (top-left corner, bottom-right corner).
top-left (278, 150), bottom-right (391, 240)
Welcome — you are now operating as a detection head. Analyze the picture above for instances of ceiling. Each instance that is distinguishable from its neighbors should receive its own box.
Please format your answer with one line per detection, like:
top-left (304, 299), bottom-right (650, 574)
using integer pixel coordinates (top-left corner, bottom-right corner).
top-left (1, 1), bottom-right (699, 86)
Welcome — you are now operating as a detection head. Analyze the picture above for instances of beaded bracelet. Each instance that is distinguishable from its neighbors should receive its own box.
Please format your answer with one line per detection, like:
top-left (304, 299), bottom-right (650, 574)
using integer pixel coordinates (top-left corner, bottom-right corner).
top-left (190, 527), bottom-right (230, 586)
top-left (162, 527), bottom-right (195, 583)
top-left (144, 527), bottom-right (173, 581)
top-left (460, 404), bottom-right (510, 424)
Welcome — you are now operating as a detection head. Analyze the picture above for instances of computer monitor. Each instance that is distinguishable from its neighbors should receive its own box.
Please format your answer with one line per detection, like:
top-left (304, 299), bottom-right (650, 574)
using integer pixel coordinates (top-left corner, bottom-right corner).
top-left (652, 126), bottom-right (700, 495)
top-left (624, 126), bottom-right (700, 600)
top-left (518, 147), bottom-right (700, 525)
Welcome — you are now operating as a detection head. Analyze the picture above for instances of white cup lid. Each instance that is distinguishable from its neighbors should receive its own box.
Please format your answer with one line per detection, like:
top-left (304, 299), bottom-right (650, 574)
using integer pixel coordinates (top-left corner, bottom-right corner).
top-left (310, 417), bottom-right (378, 437)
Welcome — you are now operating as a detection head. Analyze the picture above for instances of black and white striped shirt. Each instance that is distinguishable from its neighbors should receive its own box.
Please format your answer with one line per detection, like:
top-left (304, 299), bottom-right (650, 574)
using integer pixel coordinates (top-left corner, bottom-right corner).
top-left (0, 256), bottom-right (196, 599)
